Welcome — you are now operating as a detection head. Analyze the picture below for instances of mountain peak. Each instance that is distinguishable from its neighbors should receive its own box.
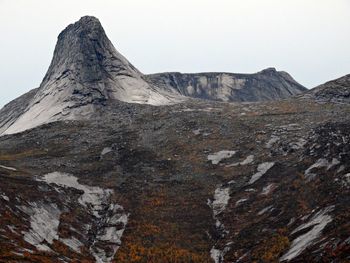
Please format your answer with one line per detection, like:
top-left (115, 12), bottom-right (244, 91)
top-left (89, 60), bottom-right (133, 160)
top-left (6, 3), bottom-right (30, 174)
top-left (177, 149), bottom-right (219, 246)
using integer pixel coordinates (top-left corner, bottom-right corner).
top-left (0, 16), bottom-right (177, 135)
top-left (45, 15), bottom-right (115, 84)
top-left (60, 16), bottom-right (103, 37)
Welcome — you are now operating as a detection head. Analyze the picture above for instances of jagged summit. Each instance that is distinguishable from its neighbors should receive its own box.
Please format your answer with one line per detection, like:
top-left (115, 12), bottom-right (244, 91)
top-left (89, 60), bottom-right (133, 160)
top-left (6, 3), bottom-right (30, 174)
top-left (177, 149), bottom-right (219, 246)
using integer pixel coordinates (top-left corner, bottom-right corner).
top-left (45, 16), bottom-right (142, 85)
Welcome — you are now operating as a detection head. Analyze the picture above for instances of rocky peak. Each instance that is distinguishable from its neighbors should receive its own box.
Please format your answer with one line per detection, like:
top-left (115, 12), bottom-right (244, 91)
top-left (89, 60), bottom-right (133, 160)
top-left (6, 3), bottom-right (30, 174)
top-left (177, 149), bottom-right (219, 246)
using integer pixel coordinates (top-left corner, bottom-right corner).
top-left (43, 16), bottom-right (140, 87)
top-left (0, 16), bottom-right (178, 136)
top-left (259, 67), bottom-right (277, 74)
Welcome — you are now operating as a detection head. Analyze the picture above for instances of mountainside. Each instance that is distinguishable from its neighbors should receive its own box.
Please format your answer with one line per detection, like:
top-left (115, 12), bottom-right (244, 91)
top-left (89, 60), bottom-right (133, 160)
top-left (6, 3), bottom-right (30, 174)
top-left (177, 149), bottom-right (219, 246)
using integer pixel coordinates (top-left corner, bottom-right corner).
top-left (304, 74), bottom-right (350, 103)
top-left (146, 68), bottom-right (306, 102)
top-left (0, 16), bottom-right (349, 263)
top-left (0, 98), bottom-right (349, 263)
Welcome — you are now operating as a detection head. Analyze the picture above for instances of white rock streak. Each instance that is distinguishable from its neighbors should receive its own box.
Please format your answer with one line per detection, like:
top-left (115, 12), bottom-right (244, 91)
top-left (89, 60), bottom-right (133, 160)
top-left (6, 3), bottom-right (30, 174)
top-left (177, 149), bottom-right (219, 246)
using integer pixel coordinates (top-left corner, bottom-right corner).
top-left (21, 203), bottom-right (61, 252)
top-left (208, 184), bottom-right (232, 263)
top-left (266, 135), bottom-right (280, 148)
top-left (39, 172), bottom-right (129, 263)
top-left (227, 155), bottom-right (254, 167)
top-left (101, 147), bottom-right (112, 155)
top-left (280, 206), bottom-right (334, 262)
top-left (60, 237), bottom-right (83, 253)
top-left (248, 162), bottom-right (275, 185)
top-left (211, 186), bottom-right (231, 217)
top-left (305, 158), bottom-right (340, 180)
top-left (208, 150), bottom-right (236, 165)
top-left (261, 183), bottom-right (274, 195)
top-left (1, 193), bottom-right (9, 201)
top-left (0, 165), bottom-right (17, 171)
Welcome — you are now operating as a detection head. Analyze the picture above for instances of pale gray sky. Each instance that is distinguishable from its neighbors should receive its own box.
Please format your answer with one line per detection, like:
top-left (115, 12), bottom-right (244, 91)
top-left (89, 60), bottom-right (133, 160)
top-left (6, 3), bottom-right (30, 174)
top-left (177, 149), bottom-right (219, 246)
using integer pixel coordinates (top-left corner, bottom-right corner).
top-left (1, 0), bottom-right (349, 108)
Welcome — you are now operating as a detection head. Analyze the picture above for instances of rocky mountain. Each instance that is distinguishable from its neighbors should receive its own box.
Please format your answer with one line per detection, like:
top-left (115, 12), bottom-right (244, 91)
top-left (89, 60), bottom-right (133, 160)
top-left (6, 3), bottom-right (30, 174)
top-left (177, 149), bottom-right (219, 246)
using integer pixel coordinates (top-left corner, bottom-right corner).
top-left (0, 16), bottom-right (179, 136)
top-left (303, 74), bottom-right (350, 103)
top-left (0, 16), bottom-right (306, 136)
top-left (146, 68), bottom-right (306, 102)
top-left (0, 16), bottom-right (349, 263)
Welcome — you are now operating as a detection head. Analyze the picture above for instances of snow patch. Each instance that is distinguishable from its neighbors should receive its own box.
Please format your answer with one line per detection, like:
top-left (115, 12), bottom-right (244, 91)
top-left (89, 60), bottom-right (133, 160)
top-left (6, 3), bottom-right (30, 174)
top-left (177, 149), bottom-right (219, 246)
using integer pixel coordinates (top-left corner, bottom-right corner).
top-left (280, 206), bottom-right (334, 262)
top-left (248, 162), bottom-right (275, 185)
top-left (208, 150), bottom-right (236, 165)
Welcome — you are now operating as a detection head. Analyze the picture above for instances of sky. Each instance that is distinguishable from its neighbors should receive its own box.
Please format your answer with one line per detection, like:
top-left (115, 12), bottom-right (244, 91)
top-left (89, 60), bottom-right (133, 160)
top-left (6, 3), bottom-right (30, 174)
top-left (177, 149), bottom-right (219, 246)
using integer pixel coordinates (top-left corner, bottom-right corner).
top-left (0, 0), bottom-right (349, 108)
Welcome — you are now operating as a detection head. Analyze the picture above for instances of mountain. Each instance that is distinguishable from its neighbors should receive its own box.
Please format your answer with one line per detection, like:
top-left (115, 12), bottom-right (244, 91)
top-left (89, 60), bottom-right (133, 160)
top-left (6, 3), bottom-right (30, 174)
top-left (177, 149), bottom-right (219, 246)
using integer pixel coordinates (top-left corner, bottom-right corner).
top-left (303, 74), bottom-right (350, 103)
top-left (146, 68), bottom-right (306, 102)
top-left (1, 16), bottom-right (349, 263)
top-left (0, 16), bottom-right (178, 136)
top-left (0, 16), bottom-right (306, 136)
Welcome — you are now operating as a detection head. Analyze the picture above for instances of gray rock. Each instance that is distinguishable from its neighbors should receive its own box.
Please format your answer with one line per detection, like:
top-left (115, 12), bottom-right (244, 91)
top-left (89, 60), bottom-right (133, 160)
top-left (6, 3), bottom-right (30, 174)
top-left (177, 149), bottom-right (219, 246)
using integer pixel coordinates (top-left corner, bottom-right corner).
top-left (145, 67), bottom-right (307, 102)
top-left (304, 74), bottom-right (350, 103)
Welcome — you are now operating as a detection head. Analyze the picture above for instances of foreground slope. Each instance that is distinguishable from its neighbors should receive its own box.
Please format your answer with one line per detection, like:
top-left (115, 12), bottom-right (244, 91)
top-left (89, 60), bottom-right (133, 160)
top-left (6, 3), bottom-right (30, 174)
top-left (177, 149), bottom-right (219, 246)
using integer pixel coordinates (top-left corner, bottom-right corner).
top-left (0, 96), bottom-right (349, 262)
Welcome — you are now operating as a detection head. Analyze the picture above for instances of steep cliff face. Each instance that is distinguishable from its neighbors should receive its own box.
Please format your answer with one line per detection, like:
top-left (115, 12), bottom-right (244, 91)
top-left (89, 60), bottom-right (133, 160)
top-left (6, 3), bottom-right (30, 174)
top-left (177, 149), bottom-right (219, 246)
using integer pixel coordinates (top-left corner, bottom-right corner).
top-left (146, 68), bottom-right (306, 102)
top-left (0, 16), bottom-right (177, 136)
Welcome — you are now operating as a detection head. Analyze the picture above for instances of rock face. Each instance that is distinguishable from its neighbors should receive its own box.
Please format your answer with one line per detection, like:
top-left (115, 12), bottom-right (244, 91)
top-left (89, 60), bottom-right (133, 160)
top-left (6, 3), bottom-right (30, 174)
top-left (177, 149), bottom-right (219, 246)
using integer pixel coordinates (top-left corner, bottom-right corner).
top-left (304, 74), bottom-right (350, 103)
top-left (0, 16), bottom-right (307, 136)
top-left (146, 68), bottom-right (306, 102)
top-left (0, 16), bottom-right (177, 135)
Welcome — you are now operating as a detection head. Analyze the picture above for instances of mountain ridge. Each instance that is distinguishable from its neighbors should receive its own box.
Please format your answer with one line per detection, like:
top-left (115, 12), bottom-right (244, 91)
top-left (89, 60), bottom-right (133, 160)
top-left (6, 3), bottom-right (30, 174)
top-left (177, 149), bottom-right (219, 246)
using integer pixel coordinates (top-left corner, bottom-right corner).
top-left (146, 67), bottom-right (306, 102)
top-left (0, 15), bottom-right (305, 136)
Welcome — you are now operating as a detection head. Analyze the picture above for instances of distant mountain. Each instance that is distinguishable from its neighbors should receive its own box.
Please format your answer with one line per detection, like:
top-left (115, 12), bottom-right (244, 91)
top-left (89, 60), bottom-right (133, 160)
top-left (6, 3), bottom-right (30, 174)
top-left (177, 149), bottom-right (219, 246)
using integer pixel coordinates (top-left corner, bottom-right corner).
top-left (0, 16), bottom-right (307, 135)
top-left (0, 16), bottom-right (178, 135)
top-left (304, 74), bottom-right (350, 103)
top-left (146, 68), bottom-right (306, 102)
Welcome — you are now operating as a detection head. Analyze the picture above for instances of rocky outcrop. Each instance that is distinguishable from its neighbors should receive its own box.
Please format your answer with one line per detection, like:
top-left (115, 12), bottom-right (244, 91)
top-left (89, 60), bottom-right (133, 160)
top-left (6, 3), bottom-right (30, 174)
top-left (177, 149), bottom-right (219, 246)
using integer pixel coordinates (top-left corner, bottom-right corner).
top-left (304, 74), bottom-right (350, 103)
top-left (146, 68), bottom-right (307, 102)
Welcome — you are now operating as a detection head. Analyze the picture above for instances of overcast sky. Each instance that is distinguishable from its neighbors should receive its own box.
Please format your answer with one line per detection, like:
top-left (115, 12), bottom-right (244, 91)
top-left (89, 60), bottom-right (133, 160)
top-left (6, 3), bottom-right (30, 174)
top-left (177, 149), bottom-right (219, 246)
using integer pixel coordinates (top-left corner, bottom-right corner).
top-left (1, 0), bottom-right (349, 108)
